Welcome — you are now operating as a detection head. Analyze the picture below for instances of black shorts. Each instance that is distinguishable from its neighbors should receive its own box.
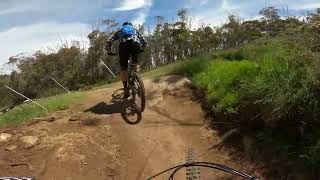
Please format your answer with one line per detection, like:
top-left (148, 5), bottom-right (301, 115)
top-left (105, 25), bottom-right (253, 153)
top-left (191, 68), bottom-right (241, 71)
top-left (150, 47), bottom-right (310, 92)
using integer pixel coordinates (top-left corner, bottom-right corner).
top-left (119, 42), bottom-right (141, 70)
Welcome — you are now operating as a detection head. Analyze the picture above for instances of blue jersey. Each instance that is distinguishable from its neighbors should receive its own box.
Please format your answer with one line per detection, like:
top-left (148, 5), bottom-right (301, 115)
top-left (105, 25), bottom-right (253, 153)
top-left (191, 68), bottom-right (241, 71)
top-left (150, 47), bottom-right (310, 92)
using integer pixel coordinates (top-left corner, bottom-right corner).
top-left (107, 28), bottom-right (146, 45)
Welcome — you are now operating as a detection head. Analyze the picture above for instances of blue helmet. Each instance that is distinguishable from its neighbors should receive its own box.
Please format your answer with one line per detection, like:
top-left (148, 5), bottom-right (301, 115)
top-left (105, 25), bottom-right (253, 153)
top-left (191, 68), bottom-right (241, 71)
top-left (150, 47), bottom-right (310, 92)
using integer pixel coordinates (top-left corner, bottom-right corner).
top-left (122, 22), bottom-right (133, 26)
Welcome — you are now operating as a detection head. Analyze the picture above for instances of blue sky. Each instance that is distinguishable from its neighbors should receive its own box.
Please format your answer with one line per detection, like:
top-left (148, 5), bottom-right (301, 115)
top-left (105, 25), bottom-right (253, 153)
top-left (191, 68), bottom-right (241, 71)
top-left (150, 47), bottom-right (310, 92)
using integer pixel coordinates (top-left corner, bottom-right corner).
top-left (0, 0), bottom-right (319, 73)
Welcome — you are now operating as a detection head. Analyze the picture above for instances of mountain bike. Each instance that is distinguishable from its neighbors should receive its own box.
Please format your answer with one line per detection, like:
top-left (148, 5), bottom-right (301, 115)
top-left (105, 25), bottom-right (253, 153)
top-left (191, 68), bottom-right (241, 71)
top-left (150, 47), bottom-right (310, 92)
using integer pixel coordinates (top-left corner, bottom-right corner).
top-left (120, 60), bottom-right (146, 124)
top-left (148, 149), bottom-right (259, 180)
top-left (106, 53), bottom-right (146, 125)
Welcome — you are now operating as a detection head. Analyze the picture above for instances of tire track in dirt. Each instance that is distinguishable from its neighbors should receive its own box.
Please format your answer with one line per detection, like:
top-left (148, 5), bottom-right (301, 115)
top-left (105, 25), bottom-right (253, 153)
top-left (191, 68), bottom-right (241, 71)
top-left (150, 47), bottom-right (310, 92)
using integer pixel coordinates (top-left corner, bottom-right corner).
top-left (0, 75), bottom-right (261, 180)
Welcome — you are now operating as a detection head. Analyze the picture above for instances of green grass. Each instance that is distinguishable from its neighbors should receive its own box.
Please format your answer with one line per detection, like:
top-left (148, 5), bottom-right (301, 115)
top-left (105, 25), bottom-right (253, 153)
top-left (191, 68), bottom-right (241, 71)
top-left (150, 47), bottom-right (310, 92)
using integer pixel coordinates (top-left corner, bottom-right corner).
top-left (141, 62), bottom-right (184, 78)
top-left (82, 78), bottom-right (120, 91)
top-left (172, 39), bottom-right (320, 174)
top-left (89, 80), bottom-right (122, 90)
top-left (177, 44), bottom-right (320, 125)
top-left (212, 38), bottom-right (293, 61)
top-left (0, 92), bottom-right (87, 126)
top-left (193, 60), bottom-right (258, 112)
top-left (142, 54), bottom-right (214, 78)
top-left (244, 59), bottom-right (318, 118)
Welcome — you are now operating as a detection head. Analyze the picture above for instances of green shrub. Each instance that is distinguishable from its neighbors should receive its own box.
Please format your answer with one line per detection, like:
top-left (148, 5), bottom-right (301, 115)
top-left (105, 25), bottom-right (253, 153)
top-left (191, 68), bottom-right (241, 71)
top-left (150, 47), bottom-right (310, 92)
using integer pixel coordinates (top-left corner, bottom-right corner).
top-left (213, 49), bottom-right (245, 61)
top-left (242, 39), bottom-right (292, 61)
top-left (243, 60), bottom-right (320, 119)
top-left (212, 39), bottom-right (293, 62)
top-left (177, 51), bottom-right (320, 173)
top-left (182, 60), bottom-right (258, 111)
top-left (174, 56), bottom-right (212, 77)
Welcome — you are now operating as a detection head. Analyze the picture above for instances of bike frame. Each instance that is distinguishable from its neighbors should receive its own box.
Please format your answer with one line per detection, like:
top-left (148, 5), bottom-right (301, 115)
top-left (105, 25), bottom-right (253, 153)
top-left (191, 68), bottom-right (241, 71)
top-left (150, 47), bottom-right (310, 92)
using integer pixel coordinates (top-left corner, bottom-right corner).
top-left (127, 60), bottom-right (138, 78)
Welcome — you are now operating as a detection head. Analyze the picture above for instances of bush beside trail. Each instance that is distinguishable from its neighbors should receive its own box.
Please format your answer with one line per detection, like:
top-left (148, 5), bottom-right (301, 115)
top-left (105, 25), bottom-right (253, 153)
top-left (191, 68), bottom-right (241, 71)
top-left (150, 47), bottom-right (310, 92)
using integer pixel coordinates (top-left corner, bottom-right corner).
top-left (176, 36), bottom-right (320, 178)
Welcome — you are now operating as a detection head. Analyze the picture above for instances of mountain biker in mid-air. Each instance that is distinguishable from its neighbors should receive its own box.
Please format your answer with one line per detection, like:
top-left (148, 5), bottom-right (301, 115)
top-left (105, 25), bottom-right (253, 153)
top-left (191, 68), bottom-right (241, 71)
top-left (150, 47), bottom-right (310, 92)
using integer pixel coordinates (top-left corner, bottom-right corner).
top-left (106, 22), bottom-right (146, 98)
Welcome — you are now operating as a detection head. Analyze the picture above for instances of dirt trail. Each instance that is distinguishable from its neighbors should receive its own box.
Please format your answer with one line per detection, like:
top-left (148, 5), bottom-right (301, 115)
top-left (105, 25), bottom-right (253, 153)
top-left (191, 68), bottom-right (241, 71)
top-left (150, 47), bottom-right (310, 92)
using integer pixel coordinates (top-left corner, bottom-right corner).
top-left (0, 75), bottom-right (261, 180)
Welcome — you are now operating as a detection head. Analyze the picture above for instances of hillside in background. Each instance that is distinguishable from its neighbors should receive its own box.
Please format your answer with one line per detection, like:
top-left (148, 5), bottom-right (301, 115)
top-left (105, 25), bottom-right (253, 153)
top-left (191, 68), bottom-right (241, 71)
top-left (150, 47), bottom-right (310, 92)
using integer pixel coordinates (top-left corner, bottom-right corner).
top-left (1, 7), bottom-right (319, 108)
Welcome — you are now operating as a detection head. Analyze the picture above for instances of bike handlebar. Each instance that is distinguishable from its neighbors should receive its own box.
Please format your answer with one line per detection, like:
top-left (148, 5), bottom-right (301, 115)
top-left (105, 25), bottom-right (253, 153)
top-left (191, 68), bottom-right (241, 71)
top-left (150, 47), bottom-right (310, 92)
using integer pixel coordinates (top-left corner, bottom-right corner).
top-left (148, 161), bottom-right (258, 180)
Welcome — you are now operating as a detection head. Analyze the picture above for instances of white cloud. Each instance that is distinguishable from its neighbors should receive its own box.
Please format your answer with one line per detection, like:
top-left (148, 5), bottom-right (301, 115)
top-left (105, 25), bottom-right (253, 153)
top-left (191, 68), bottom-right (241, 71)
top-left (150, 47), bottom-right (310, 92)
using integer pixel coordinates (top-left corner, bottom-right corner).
top-left (294, 2), bottom-right (320, 9)
top-left (187, 0), bottom-right (209, 7)
top-left (0, 22), bottom-right (91, 68)
top-left (114, 0), bottom-right (153, 25)
top-left (114, 0), bottom-right (153, 11)
top-left (191, 12), bottom-right (227, 29)
top-left (0, 1), bottom-right (60, 16)
top-left (132, 11), bottom-right (149, 25)
top-left (221, 0), bottom-right (230, 9)
top-left (0, 7), bottom-right (29, 15)
top-left (221, 0), bottom-right (241, 10)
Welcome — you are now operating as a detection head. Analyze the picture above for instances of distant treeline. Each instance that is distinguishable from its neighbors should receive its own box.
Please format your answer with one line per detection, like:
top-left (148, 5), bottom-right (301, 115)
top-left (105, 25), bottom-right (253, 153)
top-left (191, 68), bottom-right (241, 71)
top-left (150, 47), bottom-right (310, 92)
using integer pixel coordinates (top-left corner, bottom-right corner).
top-left (0, 7), bottom-right (319, 107)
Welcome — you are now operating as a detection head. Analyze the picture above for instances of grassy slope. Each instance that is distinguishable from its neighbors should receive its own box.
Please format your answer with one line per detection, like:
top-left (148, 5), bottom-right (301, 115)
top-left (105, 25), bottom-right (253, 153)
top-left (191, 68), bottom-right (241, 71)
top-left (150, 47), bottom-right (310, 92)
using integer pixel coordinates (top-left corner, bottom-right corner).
top-left (174, 39), bottom-right (320, 176)
top-left (0, 92), bottom-right (86, 126)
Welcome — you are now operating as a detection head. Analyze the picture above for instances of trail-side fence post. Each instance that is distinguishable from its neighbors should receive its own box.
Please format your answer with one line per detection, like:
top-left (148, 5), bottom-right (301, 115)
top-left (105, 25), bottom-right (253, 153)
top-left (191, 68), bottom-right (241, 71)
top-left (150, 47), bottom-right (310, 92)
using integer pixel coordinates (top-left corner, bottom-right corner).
top-left (99, 58), bottom-right (116, 77)
top-left (50, 76), bottom-right (71, 94)
top-left (4, 85), bottom-right (48, 111)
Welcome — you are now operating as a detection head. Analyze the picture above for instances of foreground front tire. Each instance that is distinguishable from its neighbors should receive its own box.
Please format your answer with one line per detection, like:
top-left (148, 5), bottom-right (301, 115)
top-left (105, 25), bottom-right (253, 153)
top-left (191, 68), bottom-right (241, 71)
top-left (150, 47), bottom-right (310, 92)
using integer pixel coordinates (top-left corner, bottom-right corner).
top-left (186, 149), bottom-right (201, 180)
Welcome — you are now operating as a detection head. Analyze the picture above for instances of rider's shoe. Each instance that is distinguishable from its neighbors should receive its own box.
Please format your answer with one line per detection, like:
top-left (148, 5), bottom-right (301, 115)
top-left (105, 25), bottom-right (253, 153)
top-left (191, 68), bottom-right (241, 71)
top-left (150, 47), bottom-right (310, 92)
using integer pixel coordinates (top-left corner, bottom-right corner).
top-left (124, 88), bottom-right (130, 98)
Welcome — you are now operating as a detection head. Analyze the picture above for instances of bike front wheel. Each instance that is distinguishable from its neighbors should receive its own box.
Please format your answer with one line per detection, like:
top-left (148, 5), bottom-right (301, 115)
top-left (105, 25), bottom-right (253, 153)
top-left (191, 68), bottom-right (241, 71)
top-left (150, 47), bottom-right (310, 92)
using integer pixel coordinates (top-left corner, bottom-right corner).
top-left (121, 101), bottom-right (142, 125)
top-left (132, 75), bottom-right (145, 112)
